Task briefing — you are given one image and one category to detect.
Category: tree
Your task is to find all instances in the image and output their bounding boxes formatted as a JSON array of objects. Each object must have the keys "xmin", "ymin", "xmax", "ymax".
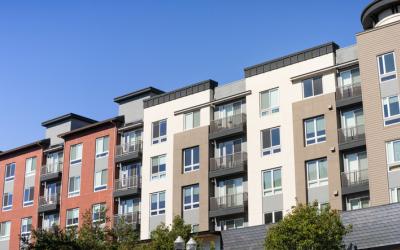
[
  {"xmin": 22, "ymin": 225, "xmax": 79, "ymax": 250},
  {"xmin": 110, "ymin": 216, "xmax": 139, "ymax": 250},
  {"xmin": 265, "ymin": 202, "xmax": 351, "ymax": 250}
]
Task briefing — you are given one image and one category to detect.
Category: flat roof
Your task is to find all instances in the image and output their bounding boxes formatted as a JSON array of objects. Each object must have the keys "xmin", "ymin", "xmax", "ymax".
[
  {"xmin": 58, "ymin": 116, "xmax": 124, "ymax": 138},
  {"xmin": 0, "ymin": 139, "xmax": 50, "ymax": 160},
  {"xmin": 114, "ymin": 87, "xmax": 165, "ymax": 104},
  {"xmin": 41, "ymin": 113, "xmax": 97, "ymax": 128}
]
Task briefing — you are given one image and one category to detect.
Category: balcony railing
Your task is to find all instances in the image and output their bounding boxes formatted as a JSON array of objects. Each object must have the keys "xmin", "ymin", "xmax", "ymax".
[
  {"xmin": 210, "ymin": 113, "xmax": 246, "ymax": 135},
  {"xmin": 338, "ymin": 125, "xmax": 365, "ymax": 144},
  {"xmin": 39, "ymin": 194, "xmax": 60, "ymax": 207},
  {"xmin": 114, "ymin": 176, "xmax": 141, "ymax": 192},
  {"xmin": 341, "ymin": 169, "xmax": 369, "ymax": 187},
  {"xmin": 116, "ymin": 140, "xmax": 143, "ymax": 157},
  {"xmin": 210, "ymin": 152, "xmax": 247, "ymax": 172},
  {"xmin": 336, "ymin": 83, "xmax": 362, "ymax": 100},
  {"xmin": 114, "ymin": 212, "xmax": 141, "ymax": 226},
  {"xmin": 41, "ymin": 162, "xmax": 63, "ymax": 176},
  {"xmin": 210, "ymin": 192, "xmax": 248, "ymax": 211}
]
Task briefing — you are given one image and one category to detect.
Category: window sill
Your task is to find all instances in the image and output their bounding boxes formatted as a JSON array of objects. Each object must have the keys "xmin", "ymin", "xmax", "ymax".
[
  {"xmin": 94, "ymin": 186, "xmax": 107, "ymax": 192},
  {"xmin": 68, "ymin": 193, "xmax": 80, "ymax": 198},
  {"xmin": 95, "ymin": 153, "xmax": 109, "ymax": 159},
  {"xmin": 305, "ymin": 140, "xmax": 326, "ymax": 147},
  {"xmin": 23, "ymin": 203, "xmax": 34, "ymax": 207}
]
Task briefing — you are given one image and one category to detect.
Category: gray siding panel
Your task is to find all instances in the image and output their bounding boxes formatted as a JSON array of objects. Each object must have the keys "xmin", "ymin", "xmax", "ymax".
[
  {"xmin": 214, "ymin": 80, "xmax": 246, "ymax": 100},
  {"xmin": 24, "ymin": 175, "xmax": 35, "ymax": 188},
  {"xmin": 388, "ymin": 170, "xmax": 400, "ymax": 188},
  {"xmin": 307, "ymin": 185, "xmax": 329, "ymax": 204},
  {"xmin": 336, "ymin": 45, "xmax": 358, "ymax": 64},
  {"xmin": 95, "ymin": 157, "xmax": 108, "ymax": 172},
  {"xmin": 380, "ymin": 78, "xmax": 399, "ymax": 98},
  {"xmin": 183, "ymin": 209, "xmax": 199, "ymax": 227},
  {"xmin": 45, "ymin": 121, "xmax": 72, "ymax": 145},
  {"xmin": 69, "ymin": 165, "xmax": 81, "ymax": 177},
  {"xmin": 149, "ymin": 215, "xmax": 165, "ymax": 232},
  {"xmin": 3, "ymin": 180, "xmax": 14, "ymax": 193},
  {"xmin": 262, "ymin": 194, "xmax": 283, "ymax": 213},
  {"xmin": 0, "ymin": 240, "xmax": 10, "ymax": 250}
]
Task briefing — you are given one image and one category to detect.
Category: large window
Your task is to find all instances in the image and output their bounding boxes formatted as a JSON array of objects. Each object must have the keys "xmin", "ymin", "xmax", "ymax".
[
  {"xmin": 378, "ymin": 52, "xmax": 397, "ymax": 82},
  {"xmin": 94, "ymin": 170, "xmax": 108, "ymax": 191},
  {"xmin": 2, "ymin": 193, "xmax": 12, "ymax": 211},
  {"xmin": 383, "ymin": 95, "xmax": 400, "ymax": 125},
  {"xmin": 339, "ymin": 68, "xmax": 361, "ymax": 87},
  {"xmin": 0, "ymin": 221, "xmax": 11, "ymax": 240},
  {"xmin": 68, "ymin": 176, "xmax": 81, "ymax": 197},
  {"xmin": 262, "ymin": 168, "xmax": 282, "ymax": 196},
  {"xmin": 66, "ymin": 208, "xmax": 79, "ymax": 227},
  {"xmin": 390, "ymin": 187, "xmax": 400, "ymax": 203},
  {"xmin": 303, "ymin": 76, "xmax": 323, "ymax": 98},
  {"xmin": 347, "ymin": 196, "xmax": 369, "ymax": 211},
  {"xmin": 5, "ymin": 163, "xmax": 15, "ymax": 181},
  {"xmin": 264, "ymin": 211, "xmax": 283, "ymax": 225},
  {"xmin": 222, "ymin": 218, "xmax": 244, "ymax": 230},
  {"xmin": 183, "ymin": 184, "xmax": 199, "ymax": 210},
  {"xmin": 306, "ymin": 158, "xmax": 328, "ymax": 188},
  {"xmin": 20, "ymin": 217, "xmax": 32, "ymax": 241},
  {"xmin": 152, "ymin": 119, "xmax": 167, "ymax": 144},
  {"xmin": 95, "ymin": 136, "xmax": 109, "ymax": 158},
  {"xmin": 183, "ymin": 147, "xmax": 200, "ymax": 173},
  {"xmin": 386, "ymin": 140, "xmax": 400, "ymax": 171},
  {"xmin": 260, "ymin": 88, "xmax": 279, "ymax": 117},
  {"xmin": 92, "ymin": 203, "xmax": 106, "ymax": 223},
  {"xmin": 25, "ymin": 157, "xmax": 37, "ymax": 176},
  {"xmin": 304, "ymin": 116, "xmax": 326, "ymax": 146},
  {"xmin": 70, "ymin": 144, "xmax": 83, "ymax": 165},
  {"xmin": 23, "ymin": 187, "xmax": 34, "ymax": 207},
  {"xmin": 150, "ymin": 191, "xmax": 165, "ymax": 216},
  {"xmin": 261, "ymin": 127, "xmax": 281, "ymax": 156},
  {"xmin": 43, "ymin": 213, "xmax": 59, "ymax": 230},
  {"xmin": 184, "ymin": 110, "xmax": 200, "ymax": 130},
  {"xmin": 151, "ymin": 155, "xmax": 166, "ymax": 180}
]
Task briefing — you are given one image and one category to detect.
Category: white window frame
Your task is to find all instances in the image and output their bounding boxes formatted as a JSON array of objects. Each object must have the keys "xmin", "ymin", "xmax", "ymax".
[
  {"xmin": 66, "ymin": 208, "xmax": 79, "ymax": 227},
  {"xmin": 0, "ymin": 221, "xmax": 11, "ymax": 241},
  {"xmin": 346, "ymin": 196, "xmax": 370, "ymax": 211},
  {"xmin": 95, "ymin": 136, "xmax": 109, "ymax": 158},
  {"xmin": 70, "ymin": 144, "xmax": 83, "ymax": 165},
  {"xmin": 261, "ymin": 127, "xmax": 281, "ymax": 156},
  {"xmin": 390, "ymin": 187, "xmax": 400, "ymax": 203},
  {"xmin": 304, "ymin": 116, "xmax": 326, "ymax": 146},
  {"xmin": 152, "ymin": 119, "xmax": 167, "ymax": 144},
  {"xmin": 302, "ymin": 76, "xmax": 323, "ymax": 99},
  {"xmin": 23, "ymin": 187, "xmax": 34, "ymax": 207},
  {"xmin": 94, "ymin": 169, "xmax": 108, "ymax": 191},
  {"xmin": 223, "ymin": 218, "xmax": 244, "ymax": 230},
  {"xmin": 68, "ymin": 176, "xmax": 81, "ymax": 197},
  {"xmin": 378, "ymin": 52, "xmax": 397, "ymax": 83},
  {"xmin": 2, "ymin": 193, "xmax": 13, "ymax": 211},
  {"xmin": 42, "ymin": 213, "xmax": 59, "ymax": 231},
  {"xmin": 382, "ymin": 95, "xmax": 400, "ymax": 126},
  {"xmin": 5, "ymin": 163, "xmax": 15, "ymax": 181},
  {"xmin": 264, "ymin": 210, "xmax": 283, "ymax": 225},
  {"xmin": 184, "ymin": 110, "xmax": 200, "ymax": 130},
  {"xmin": 20, "ymin": 217, "xmax": 32, "ymax": 241},
  {"xmin": 92, "ymin": 203, "xmax": 106, "ymax": 223},
  {"xmin": 306, "ymin": 158, "xmax": 328, "ymax": 188},
  {"xmin": 151, "ymin": 155, "xmax": 166, "ymax": 180},
  {"xmin": 183, "ymin": 184, "xmax": 199, "ymax": 210},
  {"xmin": 150, "ymin": 191, "xmax": 165, "ymax": 216},
  {"xmin": 262, "ymin": 168, "xmax": 282, "ymax": 196},
  {"xmin": 25, "ymin": 157, "xmax": 36, "ymax": 176},
  {"xmin": 183, "ymin": 147, "xmax": 200, "ymax": 173},
  {"xmin": 386, "ymin": 140, "xmax": 400, "ymax": 171},
  {"xmin": 260, "ymin": 88, "xmax": 279, "ymax": 117}
]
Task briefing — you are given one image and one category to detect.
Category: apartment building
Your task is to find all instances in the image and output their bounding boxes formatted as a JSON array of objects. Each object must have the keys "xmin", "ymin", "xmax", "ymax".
[{"xmin": 0, "ymin": 0, "xmax": 399, "ymax": 249}]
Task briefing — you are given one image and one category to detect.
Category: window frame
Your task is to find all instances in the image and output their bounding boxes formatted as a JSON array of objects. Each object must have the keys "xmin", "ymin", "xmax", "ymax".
[
  {"xmin": 25, "ymin": 157, "xmax": 37, "ymax": 176},
  {"xmin": 262, "ymin": 168, "xmax": 282, "ymax": 196},
  {"xmin": 261, "ymin": 127, "xmax": 281, "ymax": 156},
  {"xmin": 0, "ymin": 221, "xmax": 11, "ymax": 240},
  {"xmin": 264, "ymin": 210, "xmax": 283, "ymax": 225},
  {"xmin": 68, "ymin": 176, "xmax": 81, "ymax": 197},
  {"xmin": 92, "ymin": 203, "xmax": 106, "ymax": 223},
  {"xmin": 183, "ymin": 184, "xmax": 200, "ymax": 210},
  {"xmin": 150, "ymin": 191, "xmax": 166, "ymax": 216},
  {"xmin": 66, "ymin": 208, "xmax": 79, "ymax": 227},
  {"xmin": 152, "ymin": 119, "xmax": 167, "ymax": 144},
  {"xmin": 302, "ymin": 76, "xmax": 323, "ymax": 99},
  {"xmin": 95, "ymin": 136, "xmax": 109, "ymax": 158},
  {"xmin": 377, "ymin": 52, "xmax": 397, "ymax": 83},
  {"xmin": 260, "ymin": 88, "xmax": 280, "ymax": 117},
  {"xmin": 94, "ymin": 169, "xmax": 108, "ymax": 191},
  {"xmin": 306, "ymin": 158, "xmax": 328, "ymax": 188},
  {"xmin": 347, "ymin": 196, "xmax": 370, "ymax": 211},
  {"xmin": 382, "ymin": 95, "xmax": 400, "ymax": 126},
  {"xmin": 390, "ymin": 187, "xmax": 400, "ymax": 203},
  {"xmin": 223, "ymin": 218, "xmax": 244, "ymax": 230},
  {"xmin": 2, "ymin": 193, "xmax": 13, "ymax": 211},
  {"xmin": 20, "ymin": 217, "xmax": 32, "ymax": 240},
  {"xmin": 183, "ymin": 147, "xmax": 200, "ymax": 173},
  {"xmin": 386, "ymin": 140, "xmax": 400, "ymax": 171},
  {"xmin": 184, "ymin": 110, "xmax": 200, "ymax": 130},
  {"xmin": 5, "ymin": 163, "xmax": 15, "ymax": 181},
  {"xmin": 70, "ymin": 144, "xmax": 83, "ymax": 166},
  {"xmin": 23, "ymin": 187, "xmax": 34, "ymax": 207},
  {"xmin": 304, "ymin": 116, "xmax": 326, "ymax": 146},
  {"xmin": 151, "ymin": 155, "xmax": 166, "ymax": 180}
]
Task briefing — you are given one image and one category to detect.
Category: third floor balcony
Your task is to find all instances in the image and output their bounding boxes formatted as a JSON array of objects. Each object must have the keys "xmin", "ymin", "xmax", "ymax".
[
  {"xmin": 209, "ymin": 192, "xmax": 248, "ymax": 218},
  {"xmin": 209, "ymin": 113, "xmax": 246, "ymax": 140},
  {"xmin": 341, "ymin": 169, "xmax": 369, "ymax": 195},
  {"xmin": 336, "ymin": 83, "xmax": 362, "ymax": 108},
  {"xmin": 40, "ymin": 162, "xmax": 63, "ymax": 182},
  {"xmin": 209, "ymin": 152, "xmax": 247, "ymax": 178},
  {"xmin": 115, "ymin": 140, "xmax": 143, "ymax": 163},
  {"xmin": 38, "ymin": 194, "xmax": 60, "ymax": 213},
  {"xmin": 338, "ymin": 125, "xmax": 366, "ymax": 150},
  {"xmin": 113, "ymin": 176, "xmax": 141, "ymax": 198}
]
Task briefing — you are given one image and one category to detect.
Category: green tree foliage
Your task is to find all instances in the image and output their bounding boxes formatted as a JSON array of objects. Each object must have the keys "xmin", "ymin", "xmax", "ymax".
[{"xmin": 265, "ymin": 202, "xmax": 351, "ymax": 250}]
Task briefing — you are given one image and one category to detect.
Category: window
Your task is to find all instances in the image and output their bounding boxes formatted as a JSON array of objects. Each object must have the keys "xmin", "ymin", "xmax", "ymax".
[
  {"xmin": 25, "ymin": 157, "xmax": 37, "ymax": 176},
  {"xmin": 183, "ymin": 184, "xmax": 199, "ymax": 210},
  {"xmin": 150, "ymin": 191, "xmax": 165, "ymax": 216},
  {"xmin": 68, "ymin": 176, "xmax": 81, "ymax": 197},
  {"xmin": 66, "ymin": 208, "xmax": 79, "ymax": 227},
  {"xmin": 390, "ymin": 187, "xmax": 400, "ymax": 203},
  {"xmin": 306, "ymin": 158, "xmax": 328, "ymax": 188},
  {"xmin": 94, "ymin": 169, "xmax": 108, "ymax": 191},
  {"xmin": 378, "ymin": 52, "xmax": 397, "ymax": 82},
  {"xmin": 183, "ymin": 147, "xmax": 200, "ymax": 173},
  {"xmin": 152, "ymin": 119, "xmax": 167, "ymax": 144},
  {"xmin": 2, "ymin": 193, "xmax": 12, "ymax": 211},
  {"xmin": 95, "ymin": 136, "xmax": 109, "ymax": 158},
  {"xmin": 386, "ymin": 140, "xmax": 400, "ymax": 171},
  {"xmin": 184, "ymin": 110, "xmax": 200, "ymax": 130},
  {"xmin": 304, "ymin": 116, "xmax": 326, "ymax": 145},
  {"xmin": 43, "ymin": 214, "xmax": 59, "ymax": 230},
  {"xmin": 223, "ymin": 218, "xmax": 244, "ymax": 230},
  {"xmin": 347, "ymin": 196, "xmax": 369, "ymax": 211},
  {"xmin": 264, "ymin": 211, "xmax": 283, "ymax": 225},
  {"xmin": 5, "ymin": 163, "xmax": 15, "ymax": 181},
  {"xmin": 92, "ymin": 203, "xmax": 106, "ymax": 223},
  {"xmin": 383, "ymin": 95, "xmax": 400, "ymax": 125},
  {"xmin": 151, "ymin": 155, "xmax": 166, "ymax": 180},
  {"xmin": 339, "ymin": 68, "xmax": 361, "ymax": 87},
  {"xmin": 20, "ymin": 217, "xmax": 32, "ymax": 240},
  {"xmin": 261, "ymin": 127, "xmax": 281, "ymax": 156},
  {"xmin": 303, "ymin": 76, "xmax": 323, "ymax": 98},
  {"xmin": 23, "ymin": 187, "xmax": 34, "ymax": 206},
  {"xmin": 70, "ymin": 144, "xmax": 83, "ymax": 165},
  {"xmin": 260, "ymin": 88, "xmax": 279, "ymax": 116},
  {"xmin": 263, "ymin": 168, "xmax": 282, "ymax": 196},
  {"xmin": 318, "ymin": 203, "xmax": 329, "ymax": 211},
  {"xmin": 0, "ymin": 221, "xmax": 11, "ymax": 240}
]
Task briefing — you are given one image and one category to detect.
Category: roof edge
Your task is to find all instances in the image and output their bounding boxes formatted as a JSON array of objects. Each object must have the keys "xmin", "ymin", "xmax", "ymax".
[
  {"xmin": 41, "ymin": 113, "xmax": 97, "ymax": 127},
  {"xmin": 0, "ymin": 139, "xmax": 50, "ymax": 159},
  {"xmin": 114, "ymin": 87, "xmax": 165, "ymax": 104}
]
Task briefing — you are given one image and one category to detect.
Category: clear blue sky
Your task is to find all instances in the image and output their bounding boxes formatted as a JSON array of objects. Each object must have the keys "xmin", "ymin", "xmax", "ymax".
[{"xmin": 0, "ymin": 0, "xmax": 370, "ymax": 150}]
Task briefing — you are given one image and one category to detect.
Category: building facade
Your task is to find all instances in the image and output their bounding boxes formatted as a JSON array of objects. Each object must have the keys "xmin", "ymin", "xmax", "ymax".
[{"xmin": 1, "ymin": 0, "xmax": 400, "ymax": 249}]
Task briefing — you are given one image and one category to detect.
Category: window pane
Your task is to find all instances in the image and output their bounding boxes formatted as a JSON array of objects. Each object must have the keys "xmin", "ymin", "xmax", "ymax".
[
  {"xmin": 384, "ymin": 53, "xmax": 396, "ymax": 73},
  {"xmin": 389, "ymin": 96, "xmax": 400, "ymax": 116},
  {"xmin": 273, "ymin": 169, "xmax": 282, "ymax": 188},
  {"xmin": 313, "ymin": 77, "xmax": 323, "ymax": 95},
  {"xmin": 193, "ymin": 147, "xmax": 199, "ymax": 164},
  {"xmin": 103, "ymin": 137, "xmax": 109, "ymax": 152},
  {"xmin": 307, "ymin": 161, "xmax": 317, "ymax": 181},
  {"xmin": 260, "ymin": 92, "xmax": 269, "ymax": 110},
  {"xmin": 393, "ymin": 141, "xmax": 400, "ymax": 162},
  {"xmin": 379, "ymin": 56, "xmax": 385, "ymax": 75},
  {"xmin": 96, "ymin": 138, "xmax": 102, "ymax": 154},
  {"xmin": 193, "ymin": 185, "xmax": 199, "ymax": 202},
  {"xmin": 151, "ymin": 194, "xmax": 157, "ymax": 210},
  {"xmin": 160, "ymin": 121, "xmax": 167, "ymax": 136},
  {"xmin": 263, "ymin": 171, "xmax": 272, "ymax": 189},
  {"xmin": 316, "ymin": 117, "xmax": 325, "ymax": 136},
  {"xmin": 193, "ymin": 111, "xmax": 200, "ymax": 128},
  {"xmin": 184, "ymin": 149, "xmax": 191, "ymax": 166},
  {"xmin": 185, "ymin": 113, "xmax": 192, "ymax": 130},
  {"xmin": 153, "ymin": 122, "xmax": 159, "ymax": 138},
  {"xmin": 184, "ymin": 188, "xmax": 191, "ymax": 204},
  {"xmin": 264, "ymin": 213, "xmax": 273, "ymax": 224},
  {"xmin": 270, "ymin": 89, "xmax": 279, "ymax": 107},
  {"xmin": 275, "ymin": 211, "xmax": 283, "ymax": 222},
  {"xmin": 159, "ymin": 192, "xmax": 165, "ymax": 208},
  {"xmin": 352, "ymin": 68, "xmax": 361, "ymax": 84},
  {"xmin": 71, "ymin": 146, "xmax": 77, "ymax": 160},
  {"xmin": 305, "ymin": 120, "xmax": 315, "ymax": 138},
  {"xmin": 318, "ymin": 160, "xmax": 328, "ymax": 179},
  {"xmin": 262, "ymin": 129, "xmax": 271, "ymax": 149},
  {"xmin": 303, "ymin": 79, "xmax": 313, "ymax": 98},
  {"xmin": 271, "ymin": 128, "xmax": 280, "ymax": 147}
]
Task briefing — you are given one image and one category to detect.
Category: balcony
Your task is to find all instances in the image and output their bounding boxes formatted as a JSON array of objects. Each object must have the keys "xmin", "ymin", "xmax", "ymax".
[
  {"xmin": 335, "ymin": 83, "xmax": 362, "ymax": 108},
  {"xmin": 113, "ymin": 212, "xmax": 140, "ymax": 230},
  {"xmin": 209, "ymin": 192, "xmax": 248, "ymax": 218},
  {"xmin": 338, "ymin": 125, "xmax": 366, "ymax": 150},
  {"xmin": 113, "ymin": 176, "xmax": 141, "ymax": 198},
  {"xmin": 209, "ymin": 152, "xmax": 247, "ymax": 178},
  {"xmin": 115, "ymin": 141, "xmax": 143, "ymax": 163},
  {"xmin": 209, "ymin": 113, "xmax": 246, "ymax": 140},
  {"xmin": 38, "ymin": 194, "xmax": 60, "ymax": 213},
  {"xmin": 40, "ymin": 162, "xmax": 63, "ymax": 182},
  {"xmin": 341, "ymin": 169, "xmax": 369, "ymax": 195}
]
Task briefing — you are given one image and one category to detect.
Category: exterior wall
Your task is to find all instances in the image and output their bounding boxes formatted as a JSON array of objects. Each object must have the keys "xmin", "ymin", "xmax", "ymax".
[
  {"xmin": 45, "ymin": 121, "xmax": 72, "ymax": 146},
  {"xmin": 357, "ymin": 21, "xmax": 400, "ymax": 206},
  {"xmin": 214, "ymin": 79, "xmax": 246, "ymax": 100},
  {"xmin": 118, "ymin": 95, "xmax": 152, "ymax": 123}
]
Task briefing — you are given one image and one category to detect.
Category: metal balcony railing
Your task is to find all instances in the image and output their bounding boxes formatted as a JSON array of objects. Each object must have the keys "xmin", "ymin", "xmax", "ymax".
[
  {"xmin": 210, "ymin": 152, "xmax": 247, "ymax": 172},
  {"xmin": 341, "ymin": 169, "xmax": 369, "ymax": 187},
  {"xmin": 114, "ymin": 176, "xmax": 141, "ymax": 192},
  {"xmin": 336, "ymin": 83, "xmax": 362, "ymax": 100},
  {"xmin": 116, "ymin": 140, "xmax": 143, "ymax": 157},
  {"xmin": 41, "ymin": 162, "xmax": 63, "ymax": 176},
  {"xmin": 210, "ymin": 113, "xmax": 246, "ymax": 134},
  {"xmin": 338, "ymin": 125, "xmax": 365, "ymax": 144},
  {"xmin": 210, "ymin": 192, "xmax": 248, "ymax": 211},
  {"xmin": 39, "ymin": 194, "xmax": 60, "ymax": 207},
  {"xmin": 113, "ymin": 212, "xmax": 141, "ymax": 226}
]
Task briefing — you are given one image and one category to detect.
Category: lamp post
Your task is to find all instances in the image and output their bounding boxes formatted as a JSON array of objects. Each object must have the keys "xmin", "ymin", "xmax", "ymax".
[
  {"xmin": 186, "ymin": 237, "xmax": 197, "ymax": 250},
  {"xmin": 174, "ymin": 236, "xmax": 185, "ymax": 250}
]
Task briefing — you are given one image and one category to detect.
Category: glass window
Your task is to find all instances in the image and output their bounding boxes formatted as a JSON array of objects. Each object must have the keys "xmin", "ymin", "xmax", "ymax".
[
  {"xmin": 183, "ymin": 184, "xmax": 199, "ymax": 210},
  {"xmin": 340, "ymin": 68, "xmax": 360, "ymax": 86},
  {"xmin": 303, "ymin": 76, "xmax": 323, "ymax": 98},
  {"xmin": 386, "ymin": 140, "xmax": 400, "ymax": 171},
  {"xmin": 184, "ymin": 110, "xmax": 200, "ymax": 130},
  {"xmin": 92, "ymin": 203, "xmax": 106, "ymax": 223},
  {"xmin": 306, "ymin": 158, "xmax": 328, "ymax": 188},
  {"xmin": 260, "ymin": 88, "xmax": 279, "ymax": 116},
  {"xmin": 94, "ymin": 169, "xmax": 108, "ymax": 191},
  {"xmin": 223, "ymin": 218, "xmax": 244, "ymax": 230},
  {"xmin": 20, "ymin": 217, "xmax": 32, "ymax": 240},
  {"xmin": 151, "ymin": 155, "xmax": 166, "ymax": 180},
  {"xmin": 378, "ymin": 52, "xmax": 397, "ymax": 82},
  {"xmin": 264, "ymin": 211, "xmax": 283, "ymax": 225},
  {"xmin": 2, "ymin": 193, "xmax": 13, "ymax": 211},
  {"xmin": 0, "ymin": 221, "xmax": 11, "ymax": 240},
  {"xmin": 150, "ymin": 191, "xmax": 165, "ymax": 216},
  {"xmin": 263, "ymin": 168, "xmax": 282, "ymax": 196},
  {"xmin": 261, "ymin": 127, "xmax": 281, "ymax": 156},
  {"xmin": 25, "ymin": 157, "xmax": 37, "ymax": 176},
  {"xmin": 70, "ymin": 144, "xmax": 83, "ymax": 165},
  {"xmin": 304, "ymin": 116, "xmax": 326, "ymax": 146},
  {"xmin": 23, "ymin": 187, "xmax": 34, "ymax": 206},
  {"xmin": 152, "ymin": 119, "xmax": 167, "ymax": 144},
  {"xmin": 183, "ymin": 147, "xmax": 200, "ymax": 173},
  {"xmin": 383, "ymin": 95, "xmax": 400, "ymax": 125},
  {"xmin": 68, "ymin": 176, "xmax": 81, "ymax": 197},
  {"xmin": 43, "ymin": 213, "xmax": 59, "ymax": 230},
  {"xmin": 95, "ymin": 136, "xmax": 109, "ymax": 158},
  {"xmin": 347, "ymin": 196, "xmax": 370, "ymax": 211},
  {"xmin": 66, "ymin": 208, "xmax": 79, "ymax": 227},
  {"xmin": 390, "ymin": 187, "xmax": 400, "ymax": 203},
  {"xmin": 5, "ymin": 163, "xmax": 15, "ymax": 181}
]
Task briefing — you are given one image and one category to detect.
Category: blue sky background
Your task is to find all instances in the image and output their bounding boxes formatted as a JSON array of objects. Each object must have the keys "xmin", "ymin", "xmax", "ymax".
[{"xmin": 0, "ymin": 0, "xmax": 371, "ymax": 150}]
